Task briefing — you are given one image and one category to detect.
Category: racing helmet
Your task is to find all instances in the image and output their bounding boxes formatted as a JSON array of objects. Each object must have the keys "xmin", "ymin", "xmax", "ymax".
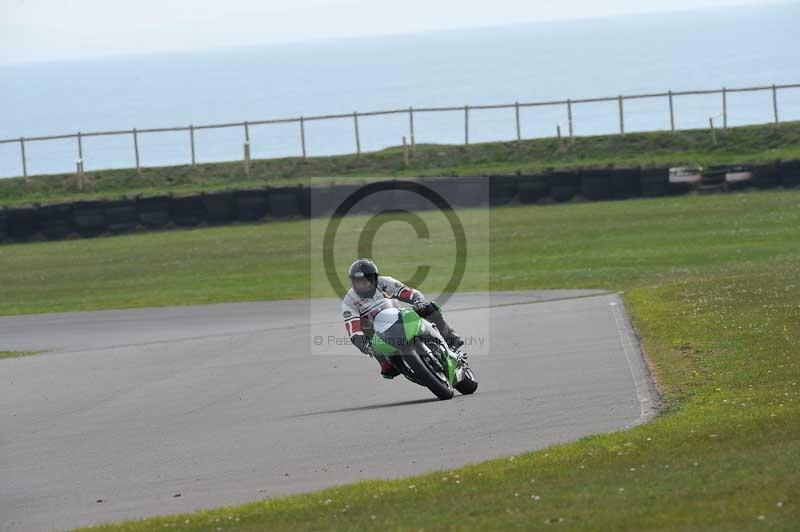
[{"xmin": 348, "ymin": 258, "xmax": 379, "ymax": 298}]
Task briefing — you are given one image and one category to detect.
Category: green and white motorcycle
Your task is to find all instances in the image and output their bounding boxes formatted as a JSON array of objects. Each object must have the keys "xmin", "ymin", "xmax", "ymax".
[{"xmin": 370, "ymin": 301, "xmax": 478, "ymax": 400}]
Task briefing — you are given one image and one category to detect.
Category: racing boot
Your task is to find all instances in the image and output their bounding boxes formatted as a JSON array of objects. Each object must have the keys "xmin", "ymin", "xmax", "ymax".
[
  {"xmin": 415, "ymin": 301, "xmax": 464, "ymax": 352},
  {"xmin": 445, "ymin": 330, "xmax": 465, "ymax": 352},
  {"xmin": 434, "ymin": 320, "xmax": 464, "ymax": 352},
  {"xmin": 375, "ymin": 354, "xmax": 400, "ymax": 379}
]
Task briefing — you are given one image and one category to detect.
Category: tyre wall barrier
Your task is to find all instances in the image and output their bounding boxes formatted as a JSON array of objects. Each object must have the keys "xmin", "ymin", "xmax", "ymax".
[
  {"xmin": 668, "ymin": 166, "xmax": 704, "ymax": 195},
  {"xmin": 640, "ymin": 167, "xmax": 670, "ymax": 197},
  {"xmin": 268, "ymin": 186, "xmax": 302, "ymax": 218},
  {"xmin": 548, "ymin": 170, "xmax": 581, "ymax": 202},
  {"xmin": 105, "ymin": 199, "xmax": 139, "ymax": 233},
  {"xmin": 419, "ymin": 177, "xmax": 455, "ymax": 210},
  {"xmin": 389, "ymin": 179, "xmax": 429, "ymax": 212},
  {"xmin": 702, "ymin": 165, "xmax": 728, "ymax": 188},
  {"xmin": 517, "ymin": 174, "xmax": 549, "ymax": 204},
  {"xmin": 2, "ymin": 162, "xmax": 795, "ymax": 246},
  {"xmin": 452, "ymin": 176, "xmax": 489, "ymax": 207},
  {"xmin": 725, "ymin": 164, "xmax": 754, "ymax": 190},
  {"xmin": 39, "ymin": 203, "xmax": 75, "ymax": 240},
  {"xmin": 235, "ymin": 189, "xmax": 269, "ymax": 221},
  {"xmin": 0, "ymin": 211, "xmax": 8, "ymax": 242},
  {"xmin": 137, "ymin": 196, "xmax": 171, "ymax": 228},
  {"xmin": 292, "ymin": 187, "xmax": 311, "ymax": 219},
  {"xmin": 301, "ymin": 186, "xmax": 334, "ymax": 218},
  {"xmin": 298, "ymin": 187, "xmax": 311, "ymax": 217},
  {"xmin": 73, "ymin": 201, "xmax": 108, "ymax": 237},
  {"xmin": 780, "ymin": 159, "xmax": 800, "ymax": 188},
  {"xmin": 580, "ymin": 168, "xmax": 612, "ymax": 201},
  {"xmin": 751, "ymin": 162, "xmax": 781, "ymax": 189},
  {"xmin": 309, "ymin": 182, "xmax": 426, "ymax": 217},
  {"xmin": 170, "ymin": 195, "xmax": 206, "ymax": 227},
  {"xmin": 351, "ymin": 180, "xmax": 414, "ymax": 214},
  {"xmin": 329, "ymin": 183, "xmax": 374, "ymax": 215},
  {"xmin": 610, "ymin": 167, "xmax": 641, "ymax": 198},
  {"xmin": 6, "ymin": 207, "xmax": 39, "ymax": 241},
  {"xmin": 668, "ymin": 181, "xmax": 692, "ymax": 195},
  {"xmin": 489, "ymin": 176, "xmax": 519, "ymax": 206},
  {"xmin": 202, "ymin": 191, "xmax": 236, "ymax": 224}
]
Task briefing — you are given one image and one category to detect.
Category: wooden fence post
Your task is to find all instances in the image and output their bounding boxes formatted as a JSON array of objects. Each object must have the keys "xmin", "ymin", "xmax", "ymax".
[
  {"xmin": 567, "ymin": 99, "xmax": 574, "ymax": 140},
  {"xmin": 75, "ymin": 131, "xmax": 83, "ymax": 190},
  {"xmin": 709, "ymin": 117, "xmax": 717, "ymax": 145},
  {"xmin": 618, "ymin": 95, "xmax": 625, "ymax": 136},
  {"xmin": 353, "ymin": 112, "xmax": 361, "ymax": 157},
  {"xmin": 464, "ymin": 105, "xmax": 470, "ymax": 145},
  {"xmin": 557, "ymin": 125, "xmax": 562, "ymax": 141},
  {"xmin": 402, "ymin": 136, "xmax": 409, "ymax": 168},
  {"xmin": 515, "ymin": 102, "xmax": 521, "ymax": 142},
  {"xmin": 133, "ymin": 128, "xmax": 141, "ymax": 175},
  {"xmin": 76, "ymin": 132, "xmax": 85, "ymax": 189},
  {"xmin": 189, "ymin": 125, "xmax": 196, "ymax": 165},
  {"xmin": 244, "ymin": 142, "xmax": 251, "ymax": 176},
  {"xmin": 76, "ymin": 131, "xmax": 85, "ymax": 187},
  {"xmin": 408, "ymin": 107, "xmax": 416, "ymax": 156},
  {"xmin": 669, "ymin": 90, "xmax": 675, "ymax": 133},
  {"xmin": 19, "ymin": 137, "xmax": 28, "ymax": 179},
  {"xmin": 244, "ymin": 121, "xmax": 251, "ymax": 175},
  {"xmin": 300, "ymin": 116, "xmax": 307, "ymax": 159},
  {"xmin": 76, "ymin": 160, "xmax": 85, "ymax": 190},
  {"xmin": 722, "ymin": 87, "xmax": 728, "ymax": 129},
  {"xmin": 772, "ymin": 84, "xmax": 779, "ymax": 125}
]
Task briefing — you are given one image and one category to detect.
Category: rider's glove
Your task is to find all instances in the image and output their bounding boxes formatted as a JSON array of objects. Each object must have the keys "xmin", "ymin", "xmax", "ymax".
[
  {"xmin": 351, "ymin": 333, "xmax": 374, "ymax": 357},
  {"xmin": 413, "ymin": 298, "xmax": 436, "ymax": 318},
  {"xmin": 412, "ymin": 298, "xmax": 430, "ymax": 314}
]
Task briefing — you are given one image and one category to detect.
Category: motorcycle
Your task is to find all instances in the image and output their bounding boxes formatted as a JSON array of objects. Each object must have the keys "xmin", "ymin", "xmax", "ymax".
[{"xmin": 369, "ymin": 301, "xmax": 478, "ymax": 400}]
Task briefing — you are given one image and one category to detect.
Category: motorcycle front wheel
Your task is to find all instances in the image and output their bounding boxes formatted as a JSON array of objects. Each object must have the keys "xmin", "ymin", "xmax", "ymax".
[{"xmin": 401, "ymin": 340, "xmax": 454, "ymax": 401}]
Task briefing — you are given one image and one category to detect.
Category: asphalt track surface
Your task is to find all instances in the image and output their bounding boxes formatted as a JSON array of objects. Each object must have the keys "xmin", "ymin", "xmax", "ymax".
[{"xmin": 0, "ymin": 291, "xmax": 658, "ymax": 531}]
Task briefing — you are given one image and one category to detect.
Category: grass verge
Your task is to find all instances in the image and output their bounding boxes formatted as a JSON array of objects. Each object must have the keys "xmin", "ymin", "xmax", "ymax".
[
  {"xmin": 3, "ymin": 190, "xmax": 796, "ymax": 530},
  {"xmin": 1, "ymin": 120, "xmax": 799, "ymax": 207},
  {"xmin": 0, "ymin": 351, "xmax": 41, "ymax": 360}
]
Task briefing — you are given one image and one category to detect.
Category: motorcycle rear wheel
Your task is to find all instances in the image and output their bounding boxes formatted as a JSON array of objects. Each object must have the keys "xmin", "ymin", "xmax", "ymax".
[{"xmin": 455, "ymin": 367, "xmax": 479, "ymax": 395}]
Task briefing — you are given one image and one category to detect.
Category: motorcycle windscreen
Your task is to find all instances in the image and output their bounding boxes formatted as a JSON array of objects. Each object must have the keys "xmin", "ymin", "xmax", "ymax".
[{"xmin": 372, "ymin": 308, "xmax": 419, "ymax": 354}]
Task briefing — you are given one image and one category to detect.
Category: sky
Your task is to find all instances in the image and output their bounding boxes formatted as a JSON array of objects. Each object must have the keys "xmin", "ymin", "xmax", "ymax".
[{"xmin": 0, "ymin": 0, "xmax": 783, "ymax": 64}]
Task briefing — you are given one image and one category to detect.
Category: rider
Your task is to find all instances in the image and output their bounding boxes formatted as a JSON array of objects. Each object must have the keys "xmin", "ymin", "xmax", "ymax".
[{"xmin": 342, "ymin": 258, "xmax": 464, "ymax": 379}]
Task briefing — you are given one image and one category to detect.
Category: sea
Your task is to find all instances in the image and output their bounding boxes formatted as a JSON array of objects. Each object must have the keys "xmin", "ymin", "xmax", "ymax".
[{"xmin": 1, "ymin": 2, "xmax": 799, "ymax": 178}]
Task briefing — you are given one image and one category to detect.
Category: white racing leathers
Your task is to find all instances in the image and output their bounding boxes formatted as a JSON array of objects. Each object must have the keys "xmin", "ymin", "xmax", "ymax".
[{"xmin": 341, "ymin": 275, "xmax": 445, "ymax": 348}]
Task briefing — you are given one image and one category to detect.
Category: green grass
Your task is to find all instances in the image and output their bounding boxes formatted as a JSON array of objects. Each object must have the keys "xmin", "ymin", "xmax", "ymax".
[
  {"xmin": 3, "ymin": 189, "xmax": 797, "ymax": 530},
  {"xmin": 2, "ymin": 190, "xmax": 798, "ymax": 317},
  {"xmin": 0, "ymin": 351, "xmax": 41, "ymax": 360},
  {"xmin": 1, "ymin": 120, "xmax": 799, "ymax": 207}
]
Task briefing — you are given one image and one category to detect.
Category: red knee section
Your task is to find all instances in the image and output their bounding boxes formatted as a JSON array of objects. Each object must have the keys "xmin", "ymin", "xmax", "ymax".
[{"xmin": 378, "ymin": 357, "xmax": 400, "ymax": 378}]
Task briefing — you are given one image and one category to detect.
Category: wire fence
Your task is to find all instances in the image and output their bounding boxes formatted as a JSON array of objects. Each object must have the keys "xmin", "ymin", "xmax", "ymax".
[{"xmin": 2, "ymin": 82, "xmax": 799, "ymax": 179}]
